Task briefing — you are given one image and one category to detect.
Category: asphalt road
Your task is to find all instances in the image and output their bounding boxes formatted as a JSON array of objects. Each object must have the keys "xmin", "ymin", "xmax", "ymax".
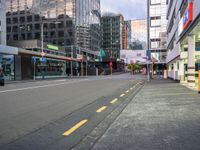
[{"xmin": 0, "ymin": 73, "xmax": 144, "ymax": 150}]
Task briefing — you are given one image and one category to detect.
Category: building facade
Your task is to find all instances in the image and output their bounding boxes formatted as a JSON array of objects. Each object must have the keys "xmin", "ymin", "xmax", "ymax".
[
  {"xmin": 123, "ymin": 21, "xmax": 132, "ymax": 50},
  {"xmin": 166, "ymin": 0, "xmax": 200, "ymax": 88},
  {"xmin": 131, "ymin": 19, "xmax": 147, "ymax": 50},
  {"xmin": 101, "ymin": 13, "xmax": 124, "ymax": 59},
  {"xmin": 0, "ymin": 0, "xmax": 6, "ymax": 45},
  {"xmin": 6, "ymin": 0, "xmax": 101, "ymax": 51},
  {"xmin": 147, "ymin": 0, "xmax": 168, "ymax": 73}
]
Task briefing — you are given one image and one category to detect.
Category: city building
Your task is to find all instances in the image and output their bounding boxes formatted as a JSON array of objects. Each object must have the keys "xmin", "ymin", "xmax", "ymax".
[
  {"xmin": 101, "ymin": 13, "xmax": 124, "ymax": 59},
  {"xmin": 6, "ymin": 0, "xmax": 101, "ymax": 51},
  {"xmin": 2, "ymin": 0, "xmax": 100, "ymax": 80},
  {"xmin": 0, "ymin": 0, "xmax": 6, "ymax": 45},
  {"xmin": 123, "ymin": 21, "xmax": 132, "ymax": 50},
  {"xmin": 120, "ymin": 49, "xmax": 146, "ymax": 65},
  {"xmin": 131, "ymin": 19, "xmax": 147, "ymax": 50},
  {"xmin": 166, "ymin": 0, "xmax": 200, "ymax": 88},
  {"xmin": 147, "ymin": 0, "xmax": 168, "ymax": 74}
]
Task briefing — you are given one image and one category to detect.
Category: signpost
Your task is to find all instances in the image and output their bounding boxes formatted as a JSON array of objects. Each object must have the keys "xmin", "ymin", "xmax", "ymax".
[{"xmin": 199, "ymin": 70, "xmax": 200, "ymax": 94}]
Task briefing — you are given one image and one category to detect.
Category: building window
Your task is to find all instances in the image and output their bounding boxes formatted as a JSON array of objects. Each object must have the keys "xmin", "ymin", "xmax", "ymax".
[
  {"xmin": 27, "ymin": 16, "xmax": 32, "ymax": 22},
  {"xmin": 150, "ymin": 0, "xmax": 161, "ymax": 5},
  {"xmin": 150, "ymin": 38, "xmax": 160, "ymax": 48},
  {"xmin": 6, "ymin": 18, "xmax": 11, "ymax": 24},
  {"xmin": 13, "ymin": 17, "xmax": 18, "ymax": 24},
  {"xmin": 150, "ymin": 16, "xmax": 161, "ymax": 27}
]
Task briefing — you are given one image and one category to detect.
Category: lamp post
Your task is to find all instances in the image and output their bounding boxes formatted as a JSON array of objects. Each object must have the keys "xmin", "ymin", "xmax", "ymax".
[{"xmin": 40, "ymin": 20, "xmax": 61, "ymax": 79}]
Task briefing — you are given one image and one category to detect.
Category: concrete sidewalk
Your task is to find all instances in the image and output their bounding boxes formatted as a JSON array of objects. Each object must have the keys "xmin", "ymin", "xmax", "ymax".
[{"xmin": 92, "ymin": 79, "xmax": 200, "ymax": 150}]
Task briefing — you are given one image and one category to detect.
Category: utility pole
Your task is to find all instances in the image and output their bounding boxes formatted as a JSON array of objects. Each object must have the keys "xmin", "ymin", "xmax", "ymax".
[
  {"xmin": 71, "ymin": 46, "xmax": 73, "ymax": 77},
  {"xmin": 147, "ymin": 0, "xmax": 150, "ymax": 82}
]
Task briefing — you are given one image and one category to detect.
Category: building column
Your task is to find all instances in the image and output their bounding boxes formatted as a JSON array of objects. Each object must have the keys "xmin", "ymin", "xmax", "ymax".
[
  {"xmin": 179, "ymin": 60, "xmax": 185, "ymax": 83},
  {"xmin": 187, "ymin": 35, "xmax": 196, "ymax": 87}
]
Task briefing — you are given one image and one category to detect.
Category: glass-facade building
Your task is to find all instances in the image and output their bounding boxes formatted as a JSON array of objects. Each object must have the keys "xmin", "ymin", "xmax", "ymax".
[
  {"xmin": 131, "ymin": 19, "xmax": 147, "ymax": 50},
  {"xmin": 101, "ymin": 13, "xmax": 124, "ymax": 59},
  {"xmin": 6, "ymin": 0, "xmax": 101, "ymax": 51}
]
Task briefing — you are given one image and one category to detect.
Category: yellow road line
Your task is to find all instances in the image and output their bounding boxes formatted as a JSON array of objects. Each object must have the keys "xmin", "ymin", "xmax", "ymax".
[
  {"xmin": 120, "ymin": 94, "xmax": 125, "ymax": 97},
  {"xmin": 126, "ymin": 90, "xmax": 129, "ymax": 93},
  {"xmin": 110, "ymin": 98, "xmax": 118, "ymax": 104},
  {"xmin": 62, "ymin": 119, "xmax": 88, "ymax": 136},
  {"xmin": 96, "ymin": 106, "xmax": 107, "ymax": 113}
]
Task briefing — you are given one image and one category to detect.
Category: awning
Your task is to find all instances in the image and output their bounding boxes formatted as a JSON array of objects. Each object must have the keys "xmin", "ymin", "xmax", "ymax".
[{"xmin": 0, "ymin": 45, "xmax": 18, "ymax": 55}]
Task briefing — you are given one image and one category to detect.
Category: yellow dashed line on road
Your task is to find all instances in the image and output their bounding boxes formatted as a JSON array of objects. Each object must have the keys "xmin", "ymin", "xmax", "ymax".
[
  {"xmin": 96, "ymin": 106, "xmax": 107, "ymax": 113},
  {"xmin": 120, "ymin": 94, "xmax": 125, "ymax": 97},
  {"xmin": 110, "ymin": 98, "xmax": 118, "ymax": 104},
  {"xmin": 62, "ymin": 119, "xmax": 88, "ymax": 136}
]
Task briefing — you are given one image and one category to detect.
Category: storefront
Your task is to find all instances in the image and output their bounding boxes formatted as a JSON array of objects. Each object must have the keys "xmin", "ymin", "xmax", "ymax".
[{"xmin": 0, "ymin": 45, "xmax": 18, "ymax": 80}]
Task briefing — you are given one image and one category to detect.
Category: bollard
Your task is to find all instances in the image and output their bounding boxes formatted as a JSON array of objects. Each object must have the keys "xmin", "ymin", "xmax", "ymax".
[{"xmin": 199, "ymin": 70, "xmax": 200, "ymax": 94}]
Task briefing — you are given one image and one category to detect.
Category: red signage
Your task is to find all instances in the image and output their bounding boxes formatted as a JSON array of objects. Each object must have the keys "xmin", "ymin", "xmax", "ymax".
[
  {"xmin": 183, "ymin": 2, "xmax": 193, "ymax": 30},
  {"xmin": 109, "ymin": 62, "xmax": 113, "ymax": 67},
  {"xmin": 41, "ymin": 51, "xmax": 45, "ymax": 57}
]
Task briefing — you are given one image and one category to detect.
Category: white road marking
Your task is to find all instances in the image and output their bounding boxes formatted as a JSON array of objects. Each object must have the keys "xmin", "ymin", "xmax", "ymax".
[{"xmin": 0, "ymin": 79, "xmax": 88, "ymax": 94}]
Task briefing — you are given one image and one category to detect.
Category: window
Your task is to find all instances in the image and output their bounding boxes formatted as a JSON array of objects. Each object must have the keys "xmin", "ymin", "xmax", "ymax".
[
  {"xmin": 27, "ymin": 16, "xmax": 32, "ymax": 22},
  {"xmin": 150, "ymin": 0, "xmax": 161, "ymax": 5},
  {"xmin": 150, "ymin": 16, "xmax": 161, "ymax": 27},
  {"xmin": 150, "ymin": 38, "xmax": 160, "ymax": 48}
]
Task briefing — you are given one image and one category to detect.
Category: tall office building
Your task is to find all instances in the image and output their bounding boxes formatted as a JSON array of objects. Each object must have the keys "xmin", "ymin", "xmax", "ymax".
[
  {"xmin": 0, "ymin": 0, "xmax": 7, "ymax": 68},
  {"xmin": 147, "ymin": 0, "xmax": 167, "ymax": 73},
  {"xmin": 123, "ymin": 21, "xmax": 131, "ymax": 50},
  {"xmin": 166, "ymin": 0, "xmax": 200, "ymax": 88},
  {"xmin": 101, "ymin": 13, "xmax": 124, "ymax": 58},
  {"xmin": 0, "ymin": 0, "xmax": 6, "ymax": 45},
  {"xmin": 6, "ymin": 0, "xmax": 101, "ymax": 51},
  {"xmin": 131, "ymin": 19, "xmax": 147, "ymax": 50}
]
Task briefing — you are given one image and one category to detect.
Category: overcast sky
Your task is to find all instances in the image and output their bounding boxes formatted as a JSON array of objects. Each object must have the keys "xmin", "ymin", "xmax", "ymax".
[{"xmin": 101, "ymin": 0, "xmax": 147, "ymax": 20}]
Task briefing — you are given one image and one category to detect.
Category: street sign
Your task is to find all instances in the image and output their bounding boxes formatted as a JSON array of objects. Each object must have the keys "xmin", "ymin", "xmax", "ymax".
[{"xmin": 40, "ymin": 57, "xmax": 47, "ymax": 62}]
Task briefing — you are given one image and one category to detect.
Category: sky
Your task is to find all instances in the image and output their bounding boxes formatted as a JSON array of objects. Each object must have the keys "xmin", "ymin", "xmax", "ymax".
[{"xmin": 101, "ymin": 0, "xmax": 147, "ymax": 20}]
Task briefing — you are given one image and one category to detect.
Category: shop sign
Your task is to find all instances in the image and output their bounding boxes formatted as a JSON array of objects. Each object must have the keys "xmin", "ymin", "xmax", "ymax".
[
  {"xmin": 178, "ymin": 18, "xmax": 183, "ymax": 36},
  {"xmin": 47, "ymin": 44, "xmax": 59, "ymax": 51},
  {"xmin": 196, "ymin": 55, "xmax": 200, "ymax": 60},
  {"xmin": 183, "ymin": 2, "xmax": 193, "ymax": 30}
]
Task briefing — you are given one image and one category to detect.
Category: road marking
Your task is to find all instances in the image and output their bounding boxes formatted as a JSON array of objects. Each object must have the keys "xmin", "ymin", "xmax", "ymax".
[
  {"xmin": 126, "ymin": 90, "xmax": 129, "ymax": 93},
  {"xmin": 120, "ymin": 94, "xmax": 125, "ymax": 97},
  {"xmin": 96, "ymin": 106, "xmax": 107, "ymax": 113},
  {"xmin": 0, "ymin": 79, "xmax": 88, "ymax": 94},
  {"xmin": 62, "ymin": 120, "xmax": 88, "ymax": 136},
  {"xmin": 110, "ymin": 98, "xmax": 118, "ymax": 104},
  {"xmin": 130, "ymin": 88, "xmax": 133, "ymax": 90}
]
